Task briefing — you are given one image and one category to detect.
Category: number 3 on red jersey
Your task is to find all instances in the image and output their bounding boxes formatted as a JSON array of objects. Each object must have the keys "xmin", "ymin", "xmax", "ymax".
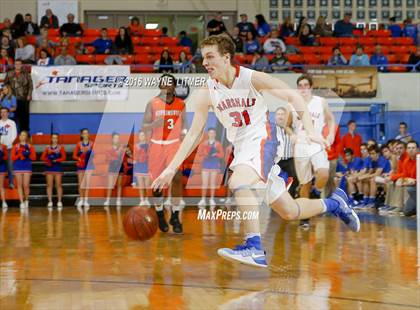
[{"xmin": 229, "ymin": 110, "xmax": 251, "ymax": 127}]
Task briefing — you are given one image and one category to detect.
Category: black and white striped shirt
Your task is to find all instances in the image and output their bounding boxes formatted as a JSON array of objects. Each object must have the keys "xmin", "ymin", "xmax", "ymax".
[{"xmin": 275, "ymin": 125, "xmax": 293, "ymax": 162}]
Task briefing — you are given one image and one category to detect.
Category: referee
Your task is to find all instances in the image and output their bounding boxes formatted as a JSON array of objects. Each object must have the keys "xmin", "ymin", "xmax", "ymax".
[{"xmin": 274, "ymin": 107, "xmax": 299, "ymax": 198}]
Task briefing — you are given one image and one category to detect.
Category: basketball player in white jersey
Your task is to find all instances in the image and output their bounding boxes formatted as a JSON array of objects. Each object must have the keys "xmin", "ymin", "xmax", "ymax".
[
  {"xmin": 293, "ymin": 75, "xmax": 336, "ymax": 227},
  {"xmin": 152, "ymin": 35, "xmax": 360, "ymax": 268}
]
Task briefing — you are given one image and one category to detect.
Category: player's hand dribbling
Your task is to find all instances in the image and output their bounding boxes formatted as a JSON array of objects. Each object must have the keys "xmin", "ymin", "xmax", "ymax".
[{"xmin": 151, "ymin": 168, "xmax": 176, "ymax": 191}]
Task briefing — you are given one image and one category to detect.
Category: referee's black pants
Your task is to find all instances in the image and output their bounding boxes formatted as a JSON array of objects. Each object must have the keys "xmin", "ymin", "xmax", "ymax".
[{"xmin": 277, "ymin": 158, "xmax": 299, "ymax": 198}]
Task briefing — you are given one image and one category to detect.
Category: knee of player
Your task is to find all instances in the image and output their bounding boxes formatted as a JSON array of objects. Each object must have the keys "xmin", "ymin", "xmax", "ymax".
[{"xmin": 278, "ymin": 208, "xmax": 296, "ymax": 221}]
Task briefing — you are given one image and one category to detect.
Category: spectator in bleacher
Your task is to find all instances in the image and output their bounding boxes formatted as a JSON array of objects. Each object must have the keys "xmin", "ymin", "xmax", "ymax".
[
  {"xmin": 197, "ymin": 128, "xmax": 224, "ymax": 209},
  {"xmin": 395, "ymin": 121, "xmax": 412, "ymax": 143},
  {"xmin": 36, "ymin": 49, "xmax": 53, "ymax": 66},
  {"xmin": 295, "ymin": 17, "xmax": 308, "ymax": 38},
  {"xmin": 251, "ymin": 51, "xmax": 270, "ymax": 72},
  {"xmin": 299, "ymin": 24, "xmax": 315, "ymax": 46},
  {"xmin": 244, "ymin": 31, "xmax": 260, "ymax": 54},
  {"xmin": 263, "ymin": 30, "xmax": 286, "ymax": 54},
  {"xmin": 92, "ymin": 28, "xmax": 112, "ymax": 54},
  {"xmin": 328, "ymin": 47, "xmax": 348, "ymax": 65},
  {"xmin": 59, "ymin": 13, "xmax": 83, "ymax": 37},
  {"xmin": 178, "ymin": 31, "xmax": 193, "ymax": 53},
  {"xmin": 344, "ymin": 148, "xmax": 364, "ymax": 204},
  {"xmin": 54, "ymin": 46, "xmax": 76, "ymax": 65},
  {"xmin": 161, "ymin": 26, "xmax": 169, "ymax": 37},
  {"xmin": 15, "ymin": 37, "xmax": 35, "ymax": 64},
  {"xmin": 402, "ymin": 18, "xmax": 418, "ymax": 45},
  {"xmin": 40, "ymin": 9, "xmax": 59, "ymax": 29},
  {"xmin": 74, "ymin": 41, "xmax": 86, "ymax": 55},
  {"xmin": 231, "ymin": 27, "xmax": 245, "ymax": 54},
  {"xmin": 349, "ymin": 46, "xmax": 369, "ymax": 66},
  {"xmin": 407, "ymin": 45, "xmax": 420, "ymax": 72},
  {"xmin": 207, "ymin": 12, "xmax": 227, "ymax": 36},
  {"xmin": 382, "ymin": 140, "xmax": 407, "ymax": 213},
  {"xmin": 127, "ymin": 17, "xmax": 142, "ymax": 36},
  {"xmin": 342, "ymin": 120, "xmax": 362, "ymax": 158},
  {"xmin": 36, "ymin": 39, "xmax": 56, "ymax": 59},
  {"xmin": 370, "ymin": 44, "xmax": 389, "ymax": 72},
  {"xmin": 154, "ymin": 49, "xmax": 174, "ymax": 73},
  {"xmin": 175, "ymin": 50, "xmax": 196, "ymax": 73},
  {"xmin": 236, "ymin": 13, "xmax": 256, "ymax": 40},
  {"xmin": 255, "ymin": 14, "xmax": 271, "ymax": 37},
  {"xmin": 36, "ymin": 27, "xmax": 56, "ymax": 48},
  {"xmin": 0, "ymin": 85, "xmax": 17, "ymax": 120},
  {"xmin": 0, "ymin": 37, "xmax": 15, "ymax": 59},
  {"xmin": 0, "ymin": 48, "xmax": 14, "ymax": 72},
  {"xmin": 401, "ymin": 140, "xmax": 418, "ymax": 216},
  {"xmin": 270, "ymin": 47, "xmax": 291, "ymax": 72},
  {"xmin": 4, "ymin": 59, "xmax": 32, "ymax": 131},
  {"xmin": 279, "ymin": 16, "xmax": 295, "ymax": 38},
  {"xmin": 23, "ymin": 13, "xmax": 40, "ymax": 36},
  {"xmin": 388, "ymin": 17, "xmax": 402, "ymax": 37},
  {"xmin": 113, "ymin": 27, "xmax": 133, "ymax": 54},
  {"xmin": 333, "ymin": 13, "xmax": 354, "ymax": 37},
  {"xmin": 0, "ymin": 18, "xmax": 12, "ymax": 35},
  {"xmin": 358, "ymin": 145, "xmax": 391, "ymax": 207},
  {"xmin": 0, "ymin": 107, "xmax": 17, "ymax": 189},
  {"xmin": 313, "ymin": 16, "xmax": 333, "ymax": 37},
  {"xmin": 11, "ymin": 14, "xmax": 25, "ymax": 39}
]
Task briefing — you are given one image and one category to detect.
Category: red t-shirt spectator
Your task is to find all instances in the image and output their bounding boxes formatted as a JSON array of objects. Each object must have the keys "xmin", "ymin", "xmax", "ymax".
[
  {"xmin": 390, "ymin": 152, "xmax": 409, "ymax": 181},
  {"xmin": 342, "ymin": 131, "xmax": 362, "ymax": 158},
  {"xmin": 402, "ymin": 155, "xmax": 417, "ymax": 179}
]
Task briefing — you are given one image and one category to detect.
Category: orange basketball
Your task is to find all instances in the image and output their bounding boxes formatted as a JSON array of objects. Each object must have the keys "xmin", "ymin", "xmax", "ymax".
[{"xmin": 123, "ymin": 206, "xmax": 158, "ymax": 241}]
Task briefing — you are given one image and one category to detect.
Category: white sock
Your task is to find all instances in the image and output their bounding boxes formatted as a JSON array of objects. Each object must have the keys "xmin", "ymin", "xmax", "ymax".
[
  {"xmin": 246, "ymin": 233, "xmax": 261, "ymax": 240},
  {"xmin": 155, "ymin": 205, "xmax": 164, "ymax": 212},
  {"xmin": 172, "ymin": 205, "xmax": 181, "ymax": 212}
]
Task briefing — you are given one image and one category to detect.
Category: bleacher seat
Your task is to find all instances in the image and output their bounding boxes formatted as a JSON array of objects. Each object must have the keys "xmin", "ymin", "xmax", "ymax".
[
  {"xmin": 84, "ymin": 29, "xmax": 101, "ymax": 37},
  {"xmin": 82, "ymin": 37, "xmax": 97, "ymax": 45},
  {"xmin": 107, "ymin": 28, "xmax": 119, "ymax": 37},
  {"xmin": 376, "ymin": 37, "xmax": 394, "ymax": 46},
  {"xmin": 339, "ymin": 37, "xmax": 358, "ymax": 46},
  {"xmin": 160, "ymin": 37, "xmax": 179, "ymax": 46},
  {"xmin": 134, "ymin": 46, "xmax": 152, "ymax": 54},
  {"xmin": 394, "ymin": 37, "xmax": 414, "ymax": 45},
  {"xmin": 387, "ymin": 54, "xmax": 398, "ymax": 64},
  {"xmin": 131, "ymin": 36, "xmax": 141, "ymax": 45},
  {"xmin": 134, "ymin": 54, "xmax": 155, "ymax": 64},
  {"xmin": 284, "ymin": 37, "xmax": 299, "ymax": 46},
  {"xmin": 368, "ymin": 30, "xmax": 391, "ymax": 37},
  {"xmin": 76, "ymin": 55, "xmax": 95, "ymax": 64},
  {"xmin": 286, "ymin": 54, "xmax": 304, "ymax": 64},
  {"xmin": 318, "ymin": 46, "xmax": 333, "ymax": 55},
  {"xmin": 303, "ymin": 54, "xmax": 322, "ymax": 64},
  {"xmin": 299, "ymin": 46, "xmax": 318, "ymax": 54},
  {"xmin": 139, "ymin": 37, "xmax": 160, "ymax": 46},
  {"xmin": 340, "ymin": 46, "xmax": 355, "ymax": 54},
  {"xmin": 399, "ymin": 53, "xmax": 411, "ymax": 63},
  {"xmin": 358, "ymin": 37, "xmax": 376, "ymax": 45},
  {"xmin": 47, "ymin": 29, "xmax": 59, "ymax": 37},
  {"xmin": 143, "ymin": 29, "xmax": 162, "ymax": 37},
  {"xmin": 319, "ymin": 37, "xmax": 339, "ymax": 46},
  {"xmin": 390, "ymin": 46, "xmax": 410, "ymax": 54}
]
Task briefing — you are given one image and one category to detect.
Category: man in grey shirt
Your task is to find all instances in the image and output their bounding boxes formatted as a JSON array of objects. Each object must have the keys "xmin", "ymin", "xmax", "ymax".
[{"xmin": 54, "ymin": 47, "xmax": 76, "ymax": 65}]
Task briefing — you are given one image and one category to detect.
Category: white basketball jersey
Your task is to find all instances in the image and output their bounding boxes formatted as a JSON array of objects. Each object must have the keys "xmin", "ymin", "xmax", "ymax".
[
  {"xmin": 292, "ymin": 95, "xmax": 325, "ymax": 136},
  {"xmin": 207, "ymin": 66, "xmax": 269, "ymax": 147}
]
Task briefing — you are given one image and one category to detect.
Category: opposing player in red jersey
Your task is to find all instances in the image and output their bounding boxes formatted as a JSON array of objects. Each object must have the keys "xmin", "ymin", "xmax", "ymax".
[{"xmin": 142, "ymin": 74, "xmax": 187, "ymax": 234}]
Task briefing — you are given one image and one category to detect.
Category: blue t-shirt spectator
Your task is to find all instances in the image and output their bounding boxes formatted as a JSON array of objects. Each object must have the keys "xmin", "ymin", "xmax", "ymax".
[
  {"xmin": 347, "ymin": 157, "xmax": 364, "ymax": 172},
  {"xmin": 245, "ymin": 40, "xmax": 260, "ymax": 54},
  {"xmin": 389, "ymin": 24, "xmax": 402, "ymax": 37},
  {"xmin": 92, "ymin": 38, "xmax": 113, "ymax": 54},
  {"xmin": 403, "ymin": 23, "xmax": 418, "ymax": 44},
  {"xmin": 0, "ymin": 95, "xmax": 17, "ymax": 118},
  {"xmin": 336, "ymin": 161, "xmax": 347, "ymax": 173},
  {"xmin": 349, "ymin": 53, "xmax": 370, "ymax": 66},
  {"xmin": 371, "ymin": 155, "xmax": 391, "ymax": 173},
  {"xmin": 363, "ymin": 156, "xmax": 372, "ymax": 170},
  {"xmin": 257, "ymin": 23, "xmax": 271, "ymax": 37},
  {"xmin": 370, "ymin": 54, "xmax": 389, "ymax": 72}
]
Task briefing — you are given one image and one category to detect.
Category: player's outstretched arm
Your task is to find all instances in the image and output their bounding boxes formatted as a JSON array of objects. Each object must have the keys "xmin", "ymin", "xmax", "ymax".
[
  {"xmin": 152, "ymin": 87, "xmax": 210, "ymax": 191},
  {"xmin": 251, "ymin": 71, "xmax": 319, "ymax": 142}
]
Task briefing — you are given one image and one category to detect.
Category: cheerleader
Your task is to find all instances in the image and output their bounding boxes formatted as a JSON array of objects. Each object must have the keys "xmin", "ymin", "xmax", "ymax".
[
  {"xmin": 133, "ymin": 131, "xmax": 150, "ymax": 206},
  {"xmin": 0, "ymin": 143, "xmax": 8, "ymax": 209},
  {"xmin": 12, "ymin": 131, "xmax": 36, "ymax": 209},
  {"xmin": 40, "ymin": 133, "xmax": 66, "ymax": 210},
  {"xmin": 104, "ymin": 132, "xmax": 125, "ymax": 207},
  {"xmin": 73, "ymin": 128, "xmax": 94, "ymax": 210},
  {"xmin": 197, "ymin": 128, "xmax": 224, "ymax": 209}
]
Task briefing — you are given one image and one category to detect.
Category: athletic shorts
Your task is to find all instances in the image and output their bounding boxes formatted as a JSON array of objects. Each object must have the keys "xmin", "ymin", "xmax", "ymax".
[
  {"xmin": 148, "ymin": 141, "xmax": 180, "ymax": 180},
  {"xmin": 294, "ymin": 142, "xmax": 329, "ymax": 184},
  {"xmin": 230, "ymin": 137, "xmax": 277, "ymax": 182}
]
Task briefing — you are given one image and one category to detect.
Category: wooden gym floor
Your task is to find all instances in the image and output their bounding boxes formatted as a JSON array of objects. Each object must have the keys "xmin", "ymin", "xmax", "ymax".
[{"xmin": 0, "ymin": 206, "xmax": 419, "ymax": 309}]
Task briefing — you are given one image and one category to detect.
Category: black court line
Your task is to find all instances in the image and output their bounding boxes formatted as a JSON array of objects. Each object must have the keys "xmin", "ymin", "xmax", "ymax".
[{"xmin": 17, "ymin": 277, "xmax": 420, "ymax": 309}]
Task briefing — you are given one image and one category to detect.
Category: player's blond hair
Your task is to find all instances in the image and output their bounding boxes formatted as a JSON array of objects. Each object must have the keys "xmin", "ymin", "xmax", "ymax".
[{"xmin": 200, "ymin": 34, "xmax": 236, "ymax": 63}]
